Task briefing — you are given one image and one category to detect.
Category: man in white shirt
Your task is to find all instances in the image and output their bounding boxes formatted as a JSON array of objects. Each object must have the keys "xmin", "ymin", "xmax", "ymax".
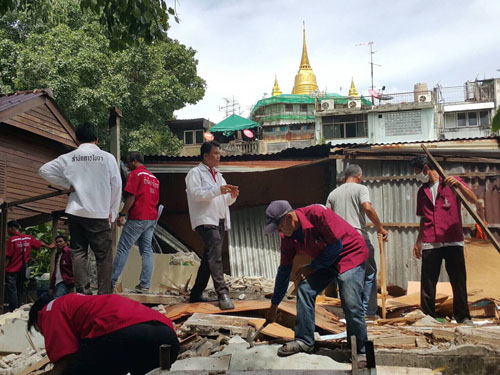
[
  {"xmin": 326, "ymin": 164, "xmax": 388, "ymax": 319},
  {"xmin": 39, "ymin": 122, "xmax": 121, "ymax": 295},
  {"xmin": 185, "ymin": 141, "xmax": 239, "ymax": 310}
]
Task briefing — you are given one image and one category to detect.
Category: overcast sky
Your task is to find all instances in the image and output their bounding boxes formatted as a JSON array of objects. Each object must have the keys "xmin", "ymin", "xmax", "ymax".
[{"xmin": 168, "ymin": 0, "xmax": 500, "ymax": 124}]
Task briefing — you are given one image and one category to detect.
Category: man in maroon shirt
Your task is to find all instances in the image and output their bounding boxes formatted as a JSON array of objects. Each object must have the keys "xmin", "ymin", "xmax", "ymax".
[
  {"xmin": 5, "ymin": 220, "xmax": 53, "ymax": 311},
  {"xmin": 112, "ymin": 151, "xmax": 160, "ymax": 293},
  {"xmin": 264, "ymin": 201, "xmax": 368, "ymax": 356},
  {"xmin": 411, "ymin": 155, "xmax": 482, "ymax": 325},
  {"xmin": 28, "ymin": 293, "xmax": 179, "ymax": 375},
  {"xmin": 49, "ymin": 235, "xmax": 74, "ymax": 297}
]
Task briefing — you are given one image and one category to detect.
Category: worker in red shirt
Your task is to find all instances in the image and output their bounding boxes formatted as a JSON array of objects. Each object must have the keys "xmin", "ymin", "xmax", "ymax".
[
  {"xmin": 28, "ymin": 293, "xmax": 179, "ymax": 375},
  {"xmin": 264, "ymin": 201, "xmax": 368, "ymax": 356},
  {"xmin": 5, "ymin": 220, "xmax": 53, "ymax": 311},
  {"xmin": 112, "ymin": 151, "xmax": 160, "ymax": 293},
  {"xmin": 49, "ymin": 235, "xmax": 74, "ymax": 297},
  {"xmin": 411, "ymin": 155, "xmax": 483, "ymax": 325}
]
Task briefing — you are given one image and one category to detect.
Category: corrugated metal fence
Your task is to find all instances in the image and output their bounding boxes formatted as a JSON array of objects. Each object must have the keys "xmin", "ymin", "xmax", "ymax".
[
  {"xmin": 227, "ymin": 158, "xmax": 499, "ymax": 289},
  {"xmin": 228, "ymin": 206, "xmax": 281, "ymax": 279}
]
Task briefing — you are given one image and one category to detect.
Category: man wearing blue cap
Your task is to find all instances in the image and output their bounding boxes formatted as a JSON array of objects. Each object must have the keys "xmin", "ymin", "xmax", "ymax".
[{"xmin": 264, "ymin": 200, "xmax": 368, "ymax": 356}]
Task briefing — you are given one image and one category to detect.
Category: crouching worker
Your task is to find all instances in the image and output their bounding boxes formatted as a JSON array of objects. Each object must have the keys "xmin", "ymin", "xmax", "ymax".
[
  {"xmin": 28, "ymin": 293, "xmax": 179, "ymax": 375},
  {"xmin": 264, "ymin": 201, "xmax": 368, "ymax": 356}
]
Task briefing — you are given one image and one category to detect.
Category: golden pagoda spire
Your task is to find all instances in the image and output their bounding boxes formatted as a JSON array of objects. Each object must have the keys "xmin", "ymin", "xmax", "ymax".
[
  {"xmin": 292, "ymin": 22, "xmax": 318, "ymax": 95},
  {"xmin": 272, "ymin": 75, "xmax": 282, "ymax": 96},
  {"xmin": 349, "ymin": 77, "xmax": 359, "ymax": 97}
]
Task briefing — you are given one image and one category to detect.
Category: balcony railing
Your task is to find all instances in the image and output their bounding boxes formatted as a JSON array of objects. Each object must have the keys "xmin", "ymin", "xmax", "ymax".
[
  {"xmin": 436, "ymin": 81, "xmax": 495, "ymax": 104},
  {"xmin": 221, "ymin": 141, "xmax": 259, "ymax": 155}
]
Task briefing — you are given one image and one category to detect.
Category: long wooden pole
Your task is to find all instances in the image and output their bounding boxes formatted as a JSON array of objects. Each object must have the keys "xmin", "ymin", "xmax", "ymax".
[
  {"xmin": 377, "ymin": 234, "xmax": 387, "ymax": 319},
  {"xmin": 421, "ymin": 144, "xmax": 500, "ymax": 254}
]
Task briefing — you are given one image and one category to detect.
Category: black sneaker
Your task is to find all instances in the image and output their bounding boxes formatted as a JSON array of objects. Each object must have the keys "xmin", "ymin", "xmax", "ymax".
[
  {"xmin": 189, "ymin": 294, "xmax": 208, "ymax": 303},
  {"xmin": 218, "ymin": 294, "xmax": 234, "ymax": 310},
  {"xmin": 135, "ymin": 284, "xmax": 149, "ymax": 294}
]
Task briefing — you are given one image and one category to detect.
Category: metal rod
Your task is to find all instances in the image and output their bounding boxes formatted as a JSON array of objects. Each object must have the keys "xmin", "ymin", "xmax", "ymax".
[
  {"xmin": 159, "ymin": 344, "xmax": 171, "ymax": 371},
  {"xmin": 5, "ymin": 189, "xmax": 71, "ymax": 208},
  {"xmin": 421, "ymin": 144, "xmax": 500, "ymax": 254}
]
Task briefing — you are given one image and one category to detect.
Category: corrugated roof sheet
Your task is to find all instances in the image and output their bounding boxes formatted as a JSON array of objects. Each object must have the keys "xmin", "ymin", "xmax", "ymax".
[
  {"xmin": 144, "ymin": 144, "xmax": 331, "ymax": 162},
  {"xmin": 0, "ymin": 89, "xmax": 54, "ymax": 112}
]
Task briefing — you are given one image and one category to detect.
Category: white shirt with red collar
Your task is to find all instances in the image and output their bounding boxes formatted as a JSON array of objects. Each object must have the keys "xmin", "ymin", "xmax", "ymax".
[{"xmin": 185, "ymin": 163, "xmax": 236, "ymax": 230}]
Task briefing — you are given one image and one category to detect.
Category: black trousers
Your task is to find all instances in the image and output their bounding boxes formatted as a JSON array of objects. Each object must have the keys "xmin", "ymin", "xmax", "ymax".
[
  {"xmin": 5, "ymin": 271, "xmax": 24, "ymax": 312},
  {"xmin": 421, "ymin": 246, "xmax": 471, "ymax": 322},
  {"xmin": 191, "ymin": 220, "xmax": 229, "ymax": 297},
  {"xmin": 68, "ymin": 214, "xmax": 113, "ymax": 295},
  {"xmin": 62, "ymin": 321, "xmax": 179, "ymax": 375}
]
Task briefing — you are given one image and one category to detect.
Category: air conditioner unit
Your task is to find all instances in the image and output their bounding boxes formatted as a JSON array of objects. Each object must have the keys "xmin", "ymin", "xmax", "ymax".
[
  {"xmin": 320, "ymin": 100, "xmax": 335, "ymax": 111},
  {"xmin": 347, "ymin": 99, "xmax": 361, "ymax": 109},
  {"xmin": 417, "ymin": 94, "xmax": 431, "ymax": 103}
]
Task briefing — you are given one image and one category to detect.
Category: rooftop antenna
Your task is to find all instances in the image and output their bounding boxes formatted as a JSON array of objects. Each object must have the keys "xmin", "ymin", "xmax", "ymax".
[
  {"xmin": 218, "ymin": 95, "xmax": 240, "ymax": 118},
  {"xmin": 355, "ymin": 41, "xmax": 381, "ymax": 104}
]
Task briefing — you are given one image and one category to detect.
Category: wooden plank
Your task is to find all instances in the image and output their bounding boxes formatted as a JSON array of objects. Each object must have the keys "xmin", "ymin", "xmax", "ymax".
[
  {"xmin": 378, "ymin": 234, "xmax": 387, "ymax": 319},
  {"xmin": 164, "ymin": 300, "xmax": 271, "ymax": 321},
  {"xmin": 0, "ymin": 95, "xmax": 45, "ymax": 124},
  {"xmin": 259, "ymin": 322, "xmax": 294, "ymax": 340},
  {"xmin": 28, "ymin": 107, "xmax": 64, "ymax": 127},
  {"xmin": 3, "ymin": 118, "xmax": 75, "ymax": 147},
  {"xmin": 278, "ymin": 301, "xmax": 344, "ymax": 333},
  {"xmin": 7, "ymin": 116, "xmax": 68, "ymax": 139},
  {"xmin": 17, "ymin": 356, "xmax": 50, "ymax": 375},
  {"xmin": 45, "ymin": 100, "xmax": 77, "ymax": 144},
  {"xmin": 17, "ymin": 112, "xmax": 71, "ymax": 138},
  {"xmin": 121, "ymin": 293, "xmax": 186, "ymax": 306},
  {"xmin": 421, "ymin": 144, "xmax": 500, "ymax": 253}
]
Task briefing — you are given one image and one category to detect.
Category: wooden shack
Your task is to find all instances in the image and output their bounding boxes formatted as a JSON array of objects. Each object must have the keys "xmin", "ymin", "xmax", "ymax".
[{"xmin": 0, "ymin": 89, "xmax": 77, "ymax": 225}]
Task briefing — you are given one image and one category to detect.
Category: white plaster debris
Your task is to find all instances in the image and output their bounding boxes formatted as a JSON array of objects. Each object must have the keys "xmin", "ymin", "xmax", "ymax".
[{"xmin": 0, "ymin": 348, "xmax": 48, "ymax": 374}]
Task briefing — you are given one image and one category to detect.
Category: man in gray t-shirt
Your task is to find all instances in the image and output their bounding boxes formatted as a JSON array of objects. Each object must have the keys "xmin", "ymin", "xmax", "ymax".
[{"xmin": 326, "ymin": 164, "xmax": 388, "ymax": 318}]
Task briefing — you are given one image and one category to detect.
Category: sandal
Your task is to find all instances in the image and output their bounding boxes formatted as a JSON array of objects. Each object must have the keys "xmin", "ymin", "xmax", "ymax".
[{"xmin": 277, "ymin": 340, "xmax": 313, "ymax": 357}]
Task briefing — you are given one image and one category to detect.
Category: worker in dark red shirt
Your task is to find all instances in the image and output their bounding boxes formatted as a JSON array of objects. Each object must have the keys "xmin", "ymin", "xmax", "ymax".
[
  {"xmin": 264, "ymin": 201, "xmax": 368, "ymax": 356},
  {"xmin": 5, "ymin": 220, "xmax": 53, "ymax": 311},
  {"xmin": 28, "ymin": 293, "xmax": 179, "ymax": 375},
  {"xmin": 49, "ymin": 235, "xmax": 74, "ymax": 297},
  {"xmin": 112, "ymin": 151, "xmax": 160, "ymax": 293}
]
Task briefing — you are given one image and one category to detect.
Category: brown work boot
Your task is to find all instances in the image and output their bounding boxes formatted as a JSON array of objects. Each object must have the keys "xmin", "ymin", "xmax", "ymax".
[{"xmin": 218, "ymin": 294, "xmax": 234, "ymax": 310}]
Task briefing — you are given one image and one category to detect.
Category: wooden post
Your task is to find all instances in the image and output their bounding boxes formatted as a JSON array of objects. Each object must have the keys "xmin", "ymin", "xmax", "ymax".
[
  {"xmin": 49, "ymin": 214, "xmax": 59, "ymax": 283},
  {"xmin": 109, "ymin": 107, "xmax": 122, "ymax": 260},
  {"xmin": 0, "ymin": 203, "xmax": 7, "ymax": 313},
  {"xmin": 377, "ymin": 234, "xmax": 387, "ymax": 320},
  {"xmin": 421, "ymin": 144, "xmax": 500, "ymax": 254}
]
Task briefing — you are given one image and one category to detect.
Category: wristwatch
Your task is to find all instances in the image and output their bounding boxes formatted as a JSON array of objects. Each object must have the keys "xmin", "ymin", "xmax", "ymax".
[{"xmin": 119, "ymin": 212, "xmax": 126, "ymax": 217}]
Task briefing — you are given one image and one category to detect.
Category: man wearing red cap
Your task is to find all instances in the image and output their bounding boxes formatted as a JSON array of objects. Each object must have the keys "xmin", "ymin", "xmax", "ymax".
[{"xmin": 264, "ymin": 201, "xmax": 368, "ymax": 356}]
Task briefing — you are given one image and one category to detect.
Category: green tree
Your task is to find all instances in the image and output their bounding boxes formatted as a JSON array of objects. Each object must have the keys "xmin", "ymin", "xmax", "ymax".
[
  {"xmin": 1, "ymin": 0, "xmax": 205, "ymax": 155},
  {"xmin": 0, "ymin": 0, "xmax": 177, "ymax": 50}
]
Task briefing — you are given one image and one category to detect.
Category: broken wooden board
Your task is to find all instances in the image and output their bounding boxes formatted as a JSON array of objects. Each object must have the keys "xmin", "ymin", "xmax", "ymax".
[
  {"xmin": 120, "ymin": 293, "xmax": 184, "ymax": 305},
  {"xmin": 407, "ymin": 281, "xmax": 453, "ymax": 298},
  {"xmin": 181, "ymin": 313, "xmax": 265, "ymax": 337},
  {"xmin": 278, "ymin": 301, "xmax": 344, "ymax": 333},
  {"xmin": 464, "ymin": 239, "xmax": 500, "ymax": 299},
  {"xmin": 17, "ymin": 356, "xmax": 50, "ymax": 375},
  {"xmin": 384, "ymin": 292, "xmax": 449, "ymax": 312},
  {"xmin": 247, "ymin": 321, "xmax": 295, "ymax": 341},
  {"xmin": 164, "ymin": 300, "xmax": 271, "ymax": 321}
]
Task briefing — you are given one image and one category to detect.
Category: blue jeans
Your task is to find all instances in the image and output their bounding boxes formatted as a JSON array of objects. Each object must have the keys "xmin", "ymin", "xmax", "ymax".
[
  {"xmin": 54, "ymin": 282, "xmax": 72, "ymax": 298},
  {"xmin": 112, "ymin": 220, "xmax": 156, "ymax": 289},
  {"xmin": 295, "ymin": 263, "xmax": 367, "ymax": 353},
  {"xmin": 362, "ymin": 240, "xmax": 378, "ymax": 316}
]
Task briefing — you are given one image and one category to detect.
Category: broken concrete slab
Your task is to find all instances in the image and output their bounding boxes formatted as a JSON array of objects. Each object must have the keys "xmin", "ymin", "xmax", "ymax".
[
  {"xmin": 181, "ymin": 313, "xmax": 265, "ymax": 337},
  {"xmin": 212, "ymin": 342, "xmax": 351, "ymax": 371},
  {"xmin": 0, "ymin": 318, "xmax": 44, "ymax": 353},
  {"xmin": 170, "ymin": 355, "xmax": 231, "ymax": 372}
]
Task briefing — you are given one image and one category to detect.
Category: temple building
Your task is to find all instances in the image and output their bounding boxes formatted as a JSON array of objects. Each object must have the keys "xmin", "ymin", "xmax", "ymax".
[{"xmin": 250, "ymin": 27, "xmax": 371, "ymax": 152}]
